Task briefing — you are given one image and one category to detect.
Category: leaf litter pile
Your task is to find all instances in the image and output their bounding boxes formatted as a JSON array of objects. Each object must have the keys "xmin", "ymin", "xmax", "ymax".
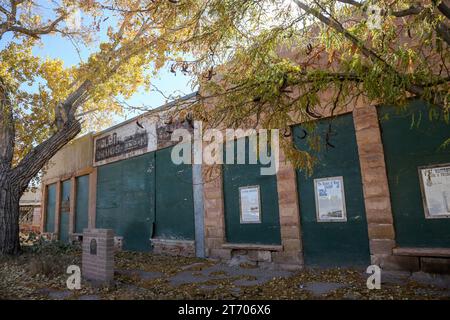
[{"xmin": 0, "ymin": 240, "xmax": 449, "ymax": 300}]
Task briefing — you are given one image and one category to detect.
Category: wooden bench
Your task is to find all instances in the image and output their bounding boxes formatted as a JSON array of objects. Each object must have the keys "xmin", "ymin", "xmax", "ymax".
[
  {"xmin": 393, "ymin": 247, "xmax": 450, "ymax": 258},
  {"xmin": 393, "ymin": 248, "xmax": 450, "ymax": 273},
  {"xmin": 222, "ymin": 243, "xmax": 283, "ymax": 251}
]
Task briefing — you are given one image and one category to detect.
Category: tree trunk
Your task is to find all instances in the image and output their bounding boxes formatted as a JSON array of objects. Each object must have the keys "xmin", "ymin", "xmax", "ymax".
[
  {"xmin": 0, "ymin": 173, "xmax": 20, "ymax": 255},
  {"xmin": 0, "ymin": 77, "xmax": 88, "ymax": 256}
]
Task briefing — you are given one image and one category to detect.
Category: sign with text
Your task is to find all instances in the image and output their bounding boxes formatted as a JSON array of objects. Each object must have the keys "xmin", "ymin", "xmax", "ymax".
[
  {"xmin": 239, "ymin": 186, "xmax": 261, "ymax": 223},
  {"xmin": 93, "ymin": 116, "xmax": 157, "ymax": 166},
  {"xmin": 419, "ymin": 164, "xmax": 450, "ymax": 219},
  {"xmin": 314, "ymin": 176, "xmax": 347, "ymax": 222}
]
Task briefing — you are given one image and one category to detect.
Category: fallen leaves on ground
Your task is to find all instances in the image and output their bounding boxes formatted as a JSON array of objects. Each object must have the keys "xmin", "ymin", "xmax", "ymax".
[{"xmin": 0, "ymin": 245, "xmax": 449, "ymax": 300}]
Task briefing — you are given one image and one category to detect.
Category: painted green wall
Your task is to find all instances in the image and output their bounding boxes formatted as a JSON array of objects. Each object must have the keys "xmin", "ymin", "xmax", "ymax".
[
  {"xmin": 378, "ymin": 100, "xmax": 450, "ymax": 247},
  {"xmin": 294, "ymin": 113, "xmax": 370, "ymax": 267},
  {"xmin": 154, "ymin": 146, "xmax": 195, "ymax": 240},
  {"xmin": 59, "ymin": 180, "xmax": 71, "ymax": 243},
  {"xmin": 75, "ymin": 175, "xmax": 89, "ymax": 234},
  {"xmin": 96, "ymin": 152, "xmax": 156, "ymax": 251},
  {"xmin": 45, "ymin": 183, "xmax": 56, "ymax": 233},
  {"xmin": 223, "ymin": 137, "xmax": 281, "ymax": 245}
]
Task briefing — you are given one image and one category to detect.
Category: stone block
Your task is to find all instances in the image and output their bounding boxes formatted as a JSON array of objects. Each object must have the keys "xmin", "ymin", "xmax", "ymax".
[
  {"xmin": 370, "ymin": 239, "xmax": 395, "ymax": 255},
  {"xmin": 368, "ymin": 223, "xmax": 395, "ymax": 240}
]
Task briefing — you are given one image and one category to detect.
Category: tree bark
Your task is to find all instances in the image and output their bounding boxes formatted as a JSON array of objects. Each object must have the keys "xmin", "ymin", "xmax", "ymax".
[
  {"xmin": 0, "ymin": 78, "xmax": 20, "ymax": 254},
  {"xmin": 0, "ymin": 174, "xmax": 20, "ymax": 255}
]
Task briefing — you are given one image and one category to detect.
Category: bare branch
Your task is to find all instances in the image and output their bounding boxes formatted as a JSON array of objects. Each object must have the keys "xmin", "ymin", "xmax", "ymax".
[{"xmin": 438, "ymin": 1, "xmax": 450, "ymax": 20}]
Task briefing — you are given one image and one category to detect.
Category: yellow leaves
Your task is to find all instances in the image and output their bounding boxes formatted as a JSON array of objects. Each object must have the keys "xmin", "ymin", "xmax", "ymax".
[
  {"xmin": 0, "ymin": 40, "xmax": 40, "ymax": 88},
  {"xmin": 39, "ymin": 59, "xmax": 72, "ymax": 101}
]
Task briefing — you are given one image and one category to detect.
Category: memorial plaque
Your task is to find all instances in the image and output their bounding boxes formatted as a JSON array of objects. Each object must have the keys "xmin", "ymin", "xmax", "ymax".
[
  {"xmin": 419, "ymin": 164, "xmax": 450, "ymax": 219},
  {"xmin": 90, "ymin": 238, "xmax": 97, "ymax": 255},
  {"xmin": 314, "ymin": 176, "xmax": 347, "ymax": 222}
]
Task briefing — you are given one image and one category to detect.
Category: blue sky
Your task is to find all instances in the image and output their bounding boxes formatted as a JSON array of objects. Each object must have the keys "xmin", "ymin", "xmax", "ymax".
[
  {"xmin": 1, "ymin": 3, "xmax": 195, "ymax": 126},
  {"xmin": 32, "ymin": 34, "xmax": 194, "ymax": 124}
]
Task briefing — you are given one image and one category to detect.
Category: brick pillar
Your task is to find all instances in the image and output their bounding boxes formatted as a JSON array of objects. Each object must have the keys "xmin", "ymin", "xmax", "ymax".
[
  {"xmin": 202, "ymin": 165, "xmax": 230, "ymax": 260},
  {"xmin": 353, "ymin": 106, "xmax": 399, "ymax": 268},
  {"xmin": 273, "ymin": 143, "xmax": 303, "ymax": 270},
  {"xmin": 82, "ymin": 228, "xmax": 115, "ymax": 284}
]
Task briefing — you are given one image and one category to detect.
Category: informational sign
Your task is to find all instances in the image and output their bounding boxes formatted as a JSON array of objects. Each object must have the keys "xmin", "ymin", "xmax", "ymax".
[
  {"xmin": 93, "ymin": 116, "xmax": 157, "ymax": 166},
  {"xmin": 419, "ymin": 164, "xmax": 450, "ymax": 219},
  {"xmin": 239, "ymin": 186, "xmax": 261, "ymax": 223},
  {"xmin": 314, "ymin": 176, "xmax": 347, "ymax": 222}
]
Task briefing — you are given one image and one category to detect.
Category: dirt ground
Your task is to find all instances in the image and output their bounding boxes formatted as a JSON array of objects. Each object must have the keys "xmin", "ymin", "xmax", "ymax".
[{"xmin": 0, "ymin": 244, "xmax": 449, "ymax": 300}]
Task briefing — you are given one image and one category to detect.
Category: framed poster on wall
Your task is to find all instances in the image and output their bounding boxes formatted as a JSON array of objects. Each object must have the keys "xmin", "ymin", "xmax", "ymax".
[
  {"xmin": 314, "ymin": 176, "xmax": 347, "ymax": 222},
  {"xmin": 239, "ymin": 185, "xmax": 261, "ymax": 223},
  {"xmin": 418, "ymin": 164, "xmax": 450, "ymax": 219}
]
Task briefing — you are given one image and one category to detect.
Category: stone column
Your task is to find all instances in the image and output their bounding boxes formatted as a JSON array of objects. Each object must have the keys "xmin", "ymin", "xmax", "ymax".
[
  {"xmin": 202, "ymin": 165, "xmax": 230, "ymax": 260},
  {"xmin": 273, "ymin": 142, "xmax": 303, "ymax": 270},
  {"xmin": 353, "ymin": 106, "xmax": 418, "ymax": 270}
]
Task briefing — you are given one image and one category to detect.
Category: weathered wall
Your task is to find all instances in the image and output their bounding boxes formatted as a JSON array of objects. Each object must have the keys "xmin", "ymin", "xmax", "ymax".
[
  {"xmin": 154, "ymin": 146, "xmax": 195, "ymax": 240},
  {"xmin": 222, "ymin": 137, "xmax": 282, "ymax": 245},
  {"xmin": 96, "ymin": 152, "xmax": 155, "ymax": 252},
  {"xmin": 42, "ymin": 133, "xmax": 94, "ymax": 183},
  {"xmin": 294, "ymin": 113, "xmax": 371, "ymax": 267},
  {"xmin": 379, "ymin": 101, "xmax": 450, "ymax": 248}
]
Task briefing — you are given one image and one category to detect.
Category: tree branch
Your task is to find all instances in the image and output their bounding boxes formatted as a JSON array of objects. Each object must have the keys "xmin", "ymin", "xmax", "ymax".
[
  {"xmin": 0, "ymin": 78, "xmax": 15, "ymax": 170},
  {"xmin": 438, "ymin": 1, "xmax": 450, "ymax": 20},
  {"xmin": 293, "ymin": 1, "xmax": 428, "ymax": 98},
  {"xmin": 12, "ymin": 119, "xmax": 81, "ymax": 192},
  {"xmin": 336, "ymin": 0, "xmax": 362, "ymax": 7}
]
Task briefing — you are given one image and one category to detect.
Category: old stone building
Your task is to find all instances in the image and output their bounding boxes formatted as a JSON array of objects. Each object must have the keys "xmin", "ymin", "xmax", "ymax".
[{"xmin": 39, "ymin": 90, "xmax": 450, "ymax": 274}]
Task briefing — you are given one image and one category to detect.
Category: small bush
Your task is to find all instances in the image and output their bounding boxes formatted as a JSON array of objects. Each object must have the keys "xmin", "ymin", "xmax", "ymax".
[
  {"xmin": 27, "ymin": 256, "xmax": 63, "ymax": 277},
  {"xmin": 23, "ymin": 237, "xmax": 79, "ymax": 255}
]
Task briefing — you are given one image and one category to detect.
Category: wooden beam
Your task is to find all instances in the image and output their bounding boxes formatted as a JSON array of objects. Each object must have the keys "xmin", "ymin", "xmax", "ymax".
[
  {"xmin": 54, "ymin": 180, "xmax": 62, "ymax": 239},
  {"xmin": 88, "ymin": 167, "xmax": 97, "ymax": 229},
  {"xmin": 69, "ymin": 176, "xmax": 76, "ymax": 237}
]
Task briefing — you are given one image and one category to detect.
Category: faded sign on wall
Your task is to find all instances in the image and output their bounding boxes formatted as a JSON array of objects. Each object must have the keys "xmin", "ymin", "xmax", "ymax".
[
  {"xmin": 419, "ymin": 164, "xmax": 450, "ymax": 219},
  {"xmin": 93, "ymin": 116, "xmax": 157, "ymax": 166}
]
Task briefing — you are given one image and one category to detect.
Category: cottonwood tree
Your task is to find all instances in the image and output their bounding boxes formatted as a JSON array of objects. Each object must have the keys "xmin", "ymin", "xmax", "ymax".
[
  {"xmin": 165, "ymin": 0, "xmax": 449, "ymax": 171},
  {"xmin": 0, "ymin": 0, "xmax": 195, "ymax": 255}
]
